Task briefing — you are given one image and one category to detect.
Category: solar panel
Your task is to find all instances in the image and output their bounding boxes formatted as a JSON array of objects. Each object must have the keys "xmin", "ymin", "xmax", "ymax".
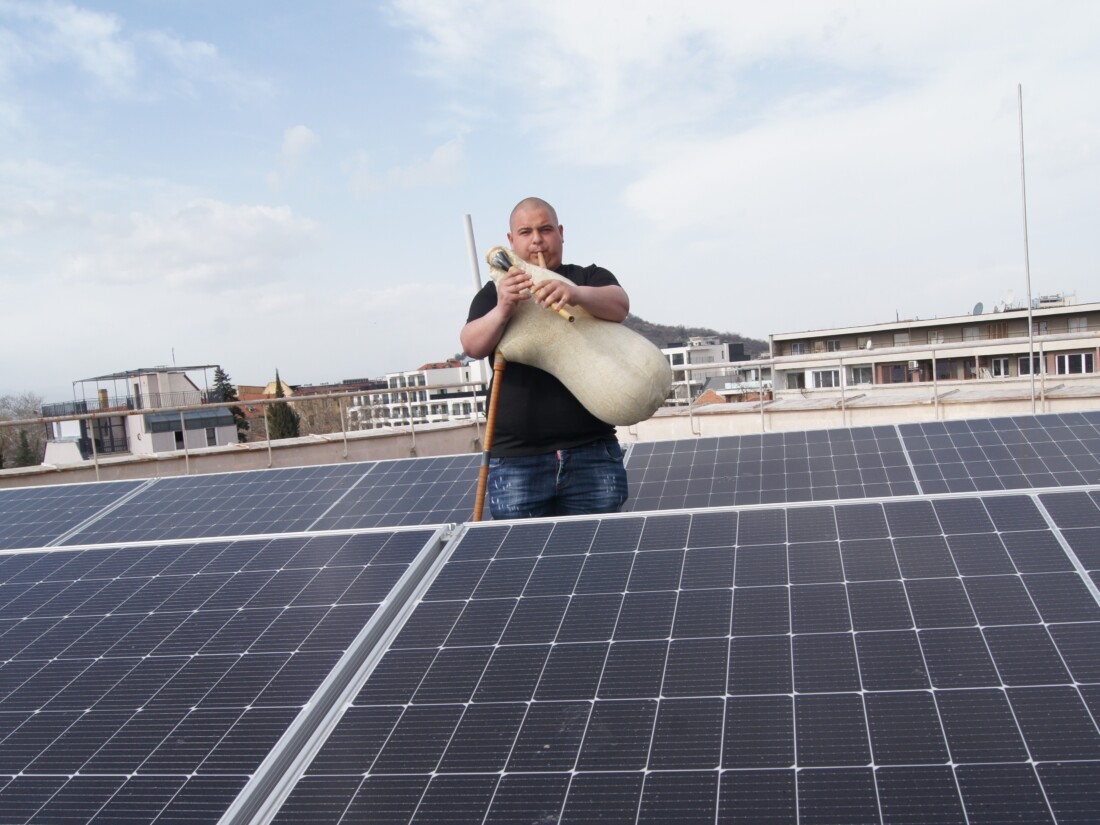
[
  {"xmin": 0, "ymin": 527, "xmax": 443, "ymax": 825},
  {"xmin": 0, "ymin": 480, "xmax": 145, "ymax": 550},
  {"xmin": 900, "ymin": 411, "xmax": 1100, "ymax": 494},
  {"xmin": 58, "ymin": 464, "xmax": 369, "ymax": 545},
  {"xmin": 310, "ymin": 454, "xmax": 480, "ymax": 530},
  {"xmin": 269, "ymin": 494, "xmax": 1100, "ymax": 824},
  {"xmin": 625, "ymin": 425, "xmax": 918, "ymax": 511}
]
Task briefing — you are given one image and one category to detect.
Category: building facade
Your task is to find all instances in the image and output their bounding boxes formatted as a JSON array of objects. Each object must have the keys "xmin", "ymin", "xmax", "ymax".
[
  {"xmin": 42, "ymin": 366, "xmax": 236, "ymax": 464},
  {"xmin": 354, "ymin": 359, "xmax": 489, "ymax": 429},
  {"xmin": 769, "ymin": 295, "xmax": 1099, "ymax": 395},
  {"xmin": 662, "ymin": 337, "xmax": 749, "ymax": 405}
]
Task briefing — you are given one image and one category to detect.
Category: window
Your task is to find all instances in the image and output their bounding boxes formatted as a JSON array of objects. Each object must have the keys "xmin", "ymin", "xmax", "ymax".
[
  {"xmin": 790, "ymin": 342, "xmax": 807, "ymax": 355},
  {"xmin": 893, "ymin": 332, "xmax": 909, "ymax": 346},
  {"xmin": 206, "ymin": 427, "xmax": 217, "ymax": 447},
  {"xmin": 174, "ymin": 430, "xmax": 184, "ymax": 449},
  {"xmin": 962, "ymin": 326, "xmax": 980, "ymax": 342},
  {"xmin": 670, "ymin": 353, "xmax": 684, "ymax": 366},
  {"xmin": 990, "ymin": 358, "xmax": 1009, "ymax": 377},
  {"xmin": 849, "ymin": 365, "xmax": 873, "ymax": 385},
  {"xmin": 1069, "ymin": 317, "xmax": 1088, "ymax": 333},
  {"xmin": 813, "ymin": 370, "xmax": 840, "ymax": 388},
  {"xmin": 826, "ymin": 339, "xmax": 841, "ymax": 352},
  {"xmin": 883, "ymin": 364, "xmax": 907, "ymax": 384},
  {"xmin": 1018, "ymin": 355, "xmax": 1043, "ymax": 375},
  {"xmin": 936, "ymin": 361, "xmax": 954, "ymax": 380},
  {"xmin": 786, "ymin": 373, "xmax": 806, "ymax": 390},
  {"xmin": 1056, "ymin": 353, "xmax": 1094, "ymax": 374},
  {"xmin": 927, "ymin": 330, "xmax": 946, "ymax": 344},
  {"xmin": 1033, "ymin": 321, "xmax": 1049, "ymax": 336}
]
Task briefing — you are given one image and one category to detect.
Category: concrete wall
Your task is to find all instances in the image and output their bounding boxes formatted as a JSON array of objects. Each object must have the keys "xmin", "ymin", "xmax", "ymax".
[{"xmin": 1, "ymin": 422, "xmax": 485, "ymax": 489}]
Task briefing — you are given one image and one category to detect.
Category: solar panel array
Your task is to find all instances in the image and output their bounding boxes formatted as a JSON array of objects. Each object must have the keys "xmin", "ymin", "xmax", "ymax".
[
  {"xmin": 0, "ymin": 528, "xmax": 441, "ymax": 824},
  {"xmin": 272, "ymin": 497, "xmax": 1100, "ymax": 824},
  {"xmin": 0, "ymin": 480, "xmax": 145, "ymax": 550},
  {"xmin": 625, "ymin": 425, "xmax": 918, "ymax": 510},
  {"xmin": 3, "ymin": 413, "xmax": 1098, "ymax": 552},
  {"xmin": 627, "ymin": 411, "xmax": 1100, "ymax": 511},
  {"xmin": 1, "ymin": 410, "xmax": 1099, "ymax": 824}
]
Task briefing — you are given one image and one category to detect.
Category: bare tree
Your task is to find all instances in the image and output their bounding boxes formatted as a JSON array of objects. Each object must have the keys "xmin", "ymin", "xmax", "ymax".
[
  {"xmin": 0, "ymin": 392, "xmax": 45, "ymax": 468},
  {"xmin": 293, "ymin": 396, "xmax": 346, "ymax": 436}
]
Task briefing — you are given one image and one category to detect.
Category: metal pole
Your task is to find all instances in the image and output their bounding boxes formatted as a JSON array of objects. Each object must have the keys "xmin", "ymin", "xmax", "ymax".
[
  {"xmin": 1018, "ymin": 83, "xmax": 1037, "ymax": 414},
  {"xmin": 263, "ymin": 404, "xmax": 273, "ymax": 468},
  {"xmin": 838, "ymin": 357, "xmax": 846, "ymax": 427},
  {"xmin": 1039, "ymin": 340, "xmax": 1047, "ymax": 412},
  {"xmin": 338, "ymin": 397, "xmax": 348, "ymax": 459},
  {"xmin": 179, "ymin": 411, "xmax": 190, "ymax": 475},
  {"xmin": 932, "ymin": 350, "xmax": 939, "ymax": 419},
  {"xmin": 90, "ymin": 421, "xmax": 100, "ymax": 482},
  {"xmin": 464, "ymin": 214, "xmax": 483, "ymax": 292}
]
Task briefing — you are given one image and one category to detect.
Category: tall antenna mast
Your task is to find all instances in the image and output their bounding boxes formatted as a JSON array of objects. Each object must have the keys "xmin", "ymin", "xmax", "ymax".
[{"xmin": 1018, "ymin": 84, "xmax": 1037, "ymax": 414}]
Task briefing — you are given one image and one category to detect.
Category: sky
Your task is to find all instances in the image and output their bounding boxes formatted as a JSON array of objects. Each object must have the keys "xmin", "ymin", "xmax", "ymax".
[{"xmin": 2, "ymin": 0, "xmax": 1098, "ymax": 402}]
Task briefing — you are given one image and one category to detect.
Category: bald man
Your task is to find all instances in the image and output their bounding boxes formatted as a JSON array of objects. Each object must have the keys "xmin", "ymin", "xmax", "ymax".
[{"xmin": 461, "ymin": 197, "xmax": 630, "ymax": 519}]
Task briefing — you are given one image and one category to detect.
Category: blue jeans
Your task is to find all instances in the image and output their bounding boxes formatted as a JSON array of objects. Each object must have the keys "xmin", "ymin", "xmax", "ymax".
[{"xmin": 488, "ymin": 438, "xmax": 628, "ymax": 519}]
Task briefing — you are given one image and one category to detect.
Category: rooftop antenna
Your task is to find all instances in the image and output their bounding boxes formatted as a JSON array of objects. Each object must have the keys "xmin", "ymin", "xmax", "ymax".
[{"xmin": 1018, "ymin": 83, "xmax": 1037, "ymax": 413}]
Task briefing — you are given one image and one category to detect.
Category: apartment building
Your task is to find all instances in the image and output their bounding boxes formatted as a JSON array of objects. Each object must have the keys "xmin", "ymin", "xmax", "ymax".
[
  {"xmin": 769, "ymin": 294, "xmax": 1099, "ymax": 394},
  {"xmin": 41, "ymin": 366, "xmax": 236, "ymax": 463},
  {"xmin": 357, "ymin": 359, "xmax": 489, "ymax": 428},
  {"xmin": 663, "ymin": 337, "xmax": 749, "ymax": 404}
]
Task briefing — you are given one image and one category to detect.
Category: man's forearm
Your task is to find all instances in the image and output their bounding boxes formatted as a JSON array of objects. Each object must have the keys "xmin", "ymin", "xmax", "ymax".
[
  {"xmin": 574, "ymin": 285, "xmax": 630, "ymax": 322},
  {"xmin": 460, "ymin": 306, "xmax": 511, "ymax": 358}
]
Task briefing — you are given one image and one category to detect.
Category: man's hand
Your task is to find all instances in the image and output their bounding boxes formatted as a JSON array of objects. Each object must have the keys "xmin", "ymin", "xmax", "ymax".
[
  {"xmin": 532, "ymin": 278, "xmax": 577, "ymax": 312},
  {"xmin": 498, "ymin": 266, "xmax": 534, "ymax": 313}
]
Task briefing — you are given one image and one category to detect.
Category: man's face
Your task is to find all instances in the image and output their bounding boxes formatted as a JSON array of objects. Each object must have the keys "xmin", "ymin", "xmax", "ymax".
[{"xmin": 508, "ymin": 205, "xmax": 564, "ymax": 270}]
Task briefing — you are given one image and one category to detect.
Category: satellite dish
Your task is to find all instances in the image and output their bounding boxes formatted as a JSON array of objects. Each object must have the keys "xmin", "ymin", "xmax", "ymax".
[
  {"xmin": 1003, "ymin": 290, "xmax": 1016, "ymax": 307},
  {"xmin": 973, "ymin": 302, "xmax": 984, "ymax": 315}
]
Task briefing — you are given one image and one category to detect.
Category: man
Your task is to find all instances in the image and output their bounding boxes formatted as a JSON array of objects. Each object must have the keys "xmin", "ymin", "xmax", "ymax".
[{"xmin": 461, "ymin": 197, "xmax": 630, "ymax": 519}]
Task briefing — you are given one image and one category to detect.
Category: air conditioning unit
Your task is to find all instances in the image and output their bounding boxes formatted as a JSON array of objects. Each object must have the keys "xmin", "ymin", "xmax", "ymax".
[{"xmin": 908, "ymin": 360, "xmax": 919, "ymax": 369}]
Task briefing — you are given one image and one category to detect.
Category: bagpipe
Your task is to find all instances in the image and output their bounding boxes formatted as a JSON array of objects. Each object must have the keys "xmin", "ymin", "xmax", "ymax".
[{"xmin": 485, "ymin": 246, "xmax": 672, "ymax": 426}]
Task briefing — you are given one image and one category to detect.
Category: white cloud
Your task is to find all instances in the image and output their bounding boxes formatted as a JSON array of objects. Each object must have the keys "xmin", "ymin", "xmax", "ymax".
[
  {"xmin": 0, "ymin": 0, "xmax": 269, "ymax": 100},
  {"xmin": 268, "ymin": 125, "xmax": 319, "ymax": 188},
  {"xmin": 63, "ymin": 199, "xmax": 320, "ymax": 287},
  {"xmin": 346, "ymin": 137, "xmax": 466, "ymax": 196}
]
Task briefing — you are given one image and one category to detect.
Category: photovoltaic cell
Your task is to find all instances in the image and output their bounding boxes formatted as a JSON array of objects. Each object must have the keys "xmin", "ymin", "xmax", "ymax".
[
  {"xmin": 270, "ymin": 497, "xmax": 1100, "ymax": 824},
  {"xmin": 59, "ymin": 464, "xmax": 368, "ymax": 544},
  {"xmin": 625, "ymin": 425, "xmax": 918, "ymax": 510},
  {"xmin": 310, "ymin": 454, "xmax": 480, "ymax": 530},
  {"xmin": 899, "ymin": 411, "xmax": 1100, "ymax": 494},
  {"xmin": 0, "ymin": 527, "xmax": 438, "ymax": 825},
  {"xmin": 0, "ymin": 479, "xmax": 144, "ymax": 550}
]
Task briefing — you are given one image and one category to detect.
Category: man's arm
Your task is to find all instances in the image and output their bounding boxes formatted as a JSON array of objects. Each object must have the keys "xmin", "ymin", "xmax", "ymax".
[
  {"xmin": 460, "ymin": 267, "xmax": 533, "ymax": 358},
  {"xmin": 535, "ymin": 281, "xmax": 629, "ymax": 323}
]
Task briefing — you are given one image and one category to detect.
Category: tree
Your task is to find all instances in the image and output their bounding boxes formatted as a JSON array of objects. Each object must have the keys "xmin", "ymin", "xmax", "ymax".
[
  {"xmin": 266, "ymin": 369, "xmax": 300, "ymax": 440},
  {"xmin": 15, "ymin": 430, "xmax": 37, "ymax": 467},
  {"xmin": 0, "ymin": 392, "xmax": 44, "ymax": 469},
  {"xmin": 212, "ymin": 366, "xmax": 249, "ymax": 443}
]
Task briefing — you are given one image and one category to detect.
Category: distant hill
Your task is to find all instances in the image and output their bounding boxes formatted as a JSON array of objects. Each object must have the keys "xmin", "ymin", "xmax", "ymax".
[{"xmin": 624, "ymin": 314, "xmax": 769, "ymax": 357}]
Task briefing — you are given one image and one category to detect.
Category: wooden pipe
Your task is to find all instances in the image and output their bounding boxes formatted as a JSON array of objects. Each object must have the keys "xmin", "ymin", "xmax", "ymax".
[{"xmin": 472, "ymin": 352, "xmax": 506, "ymax": 521}]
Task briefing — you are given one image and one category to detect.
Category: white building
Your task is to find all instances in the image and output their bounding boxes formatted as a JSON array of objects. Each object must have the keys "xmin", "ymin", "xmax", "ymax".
[
  {"xmin": 662, "ymin": 337, "xmax": 749, "ymax": 405},
  {"xmin": 769, "ymin": 294, "xmax": 1099, "ymax": 396},
  {"xmin": 357, "ymin": 359, "xmax": 489, "ymax": 428},
  {"xmin": 42, "ymin": 366, "xmax": 237, "ymax": 464}
]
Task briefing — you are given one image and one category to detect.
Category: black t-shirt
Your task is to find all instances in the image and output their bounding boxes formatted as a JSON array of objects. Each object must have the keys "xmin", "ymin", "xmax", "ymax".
[{"xmin": 467, "ymin": 263, "xmax": 620, "ymax": 457}]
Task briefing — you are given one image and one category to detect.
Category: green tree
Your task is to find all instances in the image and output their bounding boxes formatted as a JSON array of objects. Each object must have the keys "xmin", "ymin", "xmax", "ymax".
[
  {"xmin": 15, "ymin": 430, "xmax": 37, "ymax": 466},
  {"xmin": 266, "ymin": 369, "xmax": 300, "ymax": 440},
  {"xmin": 212, "ymin": 366, "xmax": 249, "ymax": 443}
]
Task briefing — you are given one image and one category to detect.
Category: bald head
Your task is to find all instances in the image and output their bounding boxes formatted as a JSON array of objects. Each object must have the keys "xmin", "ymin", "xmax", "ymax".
[{"xmin": 509, "ymin": 197, "xmax": 558, "ymax": 232}]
